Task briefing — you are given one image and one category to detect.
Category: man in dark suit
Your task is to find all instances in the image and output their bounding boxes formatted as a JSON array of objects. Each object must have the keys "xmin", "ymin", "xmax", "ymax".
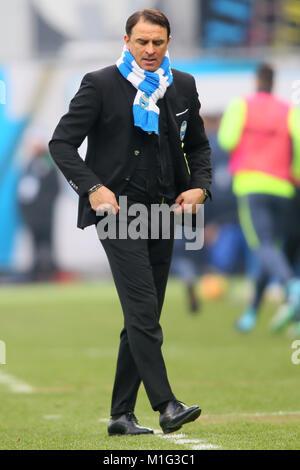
[{"xmin": 49, "ymin": 9, "xmax": 211, "ymax": 435}]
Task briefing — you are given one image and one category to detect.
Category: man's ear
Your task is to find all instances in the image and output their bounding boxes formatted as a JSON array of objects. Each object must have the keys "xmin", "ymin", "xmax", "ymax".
[{"xmin": 124, "ymin": 34, "xmax": 130, "ymax": 49}]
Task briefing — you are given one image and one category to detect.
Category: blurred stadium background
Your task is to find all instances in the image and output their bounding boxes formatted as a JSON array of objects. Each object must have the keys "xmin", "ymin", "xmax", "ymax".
[
  {"xmin": 0, "ymin": 0, "xmax": 299, "ymax": 277},
  {"xmin": 1, "ymin": 0, "xmax": 300, "ymax": 450}
]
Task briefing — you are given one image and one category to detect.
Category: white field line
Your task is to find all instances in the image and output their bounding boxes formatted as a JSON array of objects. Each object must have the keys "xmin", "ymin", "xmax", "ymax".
[
  {"xmin": 153, "ymin": 429, "xmax": 220, "ymax": 450},
  {"xmin": 192, "ymin": 443, "xmax": 220, "ymax": 450},
  {"xmin": 0, "ymin": 370, "xmax": 34, "ymax": 393},
  {"xmin": 98, "ymin": 419, "xmax": 219, "ymax": 450},
  {"xmin": 174, "ymin": 439, "xmax": 205, "ymax": 445},
  {"xmin": 98, "ymin": 410, "xmax": 300, "ymax": 450}
]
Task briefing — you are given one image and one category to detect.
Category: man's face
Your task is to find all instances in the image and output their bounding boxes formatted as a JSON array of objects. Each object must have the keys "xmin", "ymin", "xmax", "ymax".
[{"xmin": 124, "ymin": 19, "xmax": 171, "ymax": 72}]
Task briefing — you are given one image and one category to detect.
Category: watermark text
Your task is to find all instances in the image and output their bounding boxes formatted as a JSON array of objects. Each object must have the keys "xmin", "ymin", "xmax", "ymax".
[
  {"xmin": 291, "ymin": 340, "xmax": 300, "ymax": 365},
  {"xmin": 96, "ymin": 196, "xmax": 204, "ymax": 250}
]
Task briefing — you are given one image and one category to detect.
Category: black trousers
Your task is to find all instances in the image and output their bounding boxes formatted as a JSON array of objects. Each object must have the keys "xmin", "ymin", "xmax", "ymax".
[{"xmin": 96, "ymin": 201, "xmax": 175, "ymax": 415}]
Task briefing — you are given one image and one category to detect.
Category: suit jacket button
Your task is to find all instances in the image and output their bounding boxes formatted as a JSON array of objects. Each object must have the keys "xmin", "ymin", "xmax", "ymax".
[{"xmin": 134, "ymin": 150, "xmax": 140, "ymax": 156}]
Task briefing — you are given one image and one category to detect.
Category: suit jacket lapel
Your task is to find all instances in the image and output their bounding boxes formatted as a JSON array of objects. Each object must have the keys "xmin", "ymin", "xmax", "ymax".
[
  {"xmin": 164, "ymin": 80, "xmax": 183, "ymax": 154},
  {"xmin": 164, "ymin": 81, "xmax": 178, "ymax": 131},
  {"xmin": 115, "ymin": 66, "xmax": 136, "ymax": 123}
]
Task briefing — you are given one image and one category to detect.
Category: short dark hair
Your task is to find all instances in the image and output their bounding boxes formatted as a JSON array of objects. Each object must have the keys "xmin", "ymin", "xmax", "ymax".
[
  {"xmin": 257, "ymin": 63, "xmax": 274, "ymax": 92},
  {"xmin": 126, "ymin": 9, "xmax": 171, "ymax": 38}
]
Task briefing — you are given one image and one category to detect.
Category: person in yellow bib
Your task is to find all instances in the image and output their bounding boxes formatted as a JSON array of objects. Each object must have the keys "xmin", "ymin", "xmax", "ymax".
[{"xmin": 218, "ymin": 63, "xmax": 300, "ymax": 335}]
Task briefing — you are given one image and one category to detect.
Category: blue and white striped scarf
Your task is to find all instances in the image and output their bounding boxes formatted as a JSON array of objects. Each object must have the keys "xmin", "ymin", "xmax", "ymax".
[{"xmin": 116, "ymin": 46, "xmax": 173, "ymax": 135}]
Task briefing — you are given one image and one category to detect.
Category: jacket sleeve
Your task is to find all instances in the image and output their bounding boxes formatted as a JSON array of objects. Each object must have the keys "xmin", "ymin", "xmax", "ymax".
[
  {"xmin": 48, "ymin": 73, "xmax": 103, "ymax": 197},
  {"xmin": 184, "ymin": 76, "xmax": 212, "ymax": 191}
]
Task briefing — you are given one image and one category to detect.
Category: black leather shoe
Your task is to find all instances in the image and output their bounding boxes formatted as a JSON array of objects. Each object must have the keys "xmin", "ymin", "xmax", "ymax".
[
  {"xmin": 108, "ymin": 412, "xmax": 154, "ymax": 436},
  {"xmin": 159, "ymin": 399, "xmax": 201, "ymax": 434}
]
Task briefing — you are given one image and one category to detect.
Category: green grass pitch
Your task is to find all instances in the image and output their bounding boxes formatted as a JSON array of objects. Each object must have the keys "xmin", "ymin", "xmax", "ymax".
[{"xmin": 0, "ymin": 278, "xmax": 299, "ymax": 450}]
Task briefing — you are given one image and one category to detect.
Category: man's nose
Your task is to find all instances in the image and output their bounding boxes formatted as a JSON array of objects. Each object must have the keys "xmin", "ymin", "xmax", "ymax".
[{"xmin": 145, "ymin": 42, "xmax": 155, "ymax": 55}]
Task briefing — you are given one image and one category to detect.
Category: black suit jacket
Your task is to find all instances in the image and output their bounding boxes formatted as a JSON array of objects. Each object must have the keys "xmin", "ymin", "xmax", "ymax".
[{"xmin": 49, "ymin": 65, "xmax": 211, "ymax": 229}]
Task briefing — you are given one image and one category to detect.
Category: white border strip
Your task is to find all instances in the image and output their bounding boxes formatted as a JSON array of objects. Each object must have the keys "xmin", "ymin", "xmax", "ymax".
[{"xmin": 204, "ymin": 410, "xmax": 300, "ymax": 419}]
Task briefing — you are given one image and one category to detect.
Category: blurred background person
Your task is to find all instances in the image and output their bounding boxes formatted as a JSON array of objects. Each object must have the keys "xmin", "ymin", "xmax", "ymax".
[
  {"xmin": 171, "ymin": 115, "xmax": 251, "ymax": 314},
  {"xmin": 284, "ymin": 187, "xmax": 300, "ymax": 277},
  {"xmin": 278, "ymin": 187, "xmax": 300, "ymax": 337},
  {"xmin": 171, "ymin": 228, "xmax": 201, "ymax": 314},
  {"xmin": 202, "ymin": 115, "xmax": 250, "ymax": 278},
  {"xmin": 218, "ymin": 63, "xmax": 300, "ymax": 334},
  {"xmin": 18, "ymin": 134, "xmax": 60, "ymax": 282}
]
